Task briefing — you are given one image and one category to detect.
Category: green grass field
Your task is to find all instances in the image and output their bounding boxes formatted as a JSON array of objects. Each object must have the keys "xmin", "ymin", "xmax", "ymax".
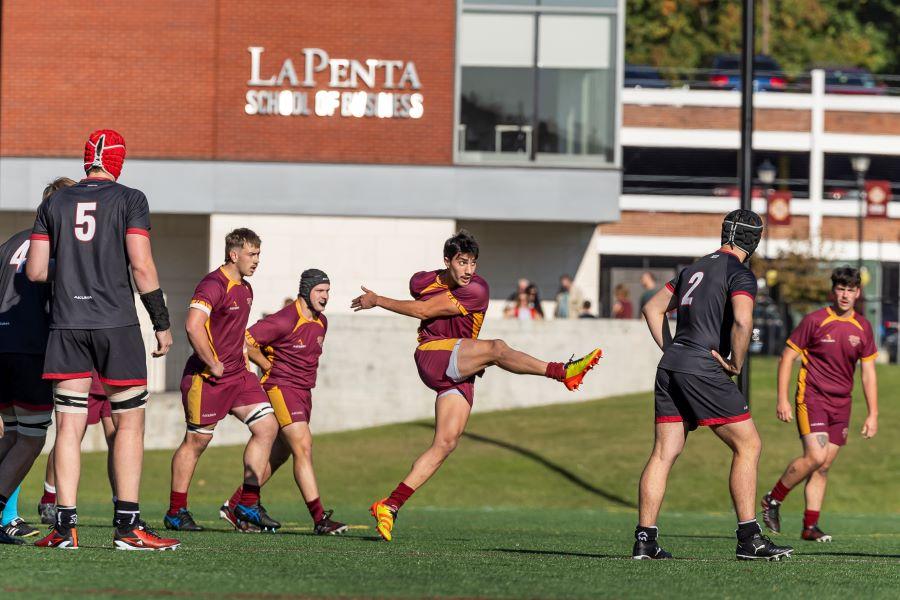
[{"xmin": 3, "ymin": 357, "xmax": 898, "ymax": 599}]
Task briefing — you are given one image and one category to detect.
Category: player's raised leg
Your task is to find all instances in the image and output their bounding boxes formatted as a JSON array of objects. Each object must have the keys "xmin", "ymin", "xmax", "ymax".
[
  {"xmin": 633, "ymin": 421, "xmax": 687, "ymax": 559},
  {"xmin": 801, "ymin": 442, "xmax": 840, "ymax": 542},
  {"xmin": 454, "ymin": 338, "xmax": 602, "ymax": 391},
  {"xmin": 372, "ymin": 392, "xmax": 470, "ymax": 541}
]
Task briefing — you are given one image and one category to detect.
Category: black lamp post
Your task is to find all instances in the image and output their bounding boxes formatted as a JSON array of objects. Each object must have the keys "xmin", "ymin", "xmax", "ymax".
[{"xmin": 850, "ymin": 155, "xmax": 870, "ymax": 272}]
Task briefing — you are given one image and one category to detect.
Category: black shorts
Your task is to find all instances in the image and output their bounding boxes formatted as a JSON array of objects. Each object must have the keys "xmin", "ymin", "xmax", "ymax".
[
  {"xmin": 0, "ymin": 353, "xmax": 53, "ymax": 412},
  {"xmin": 654, "ymin": 368, "xmax": 750, "ymax": 428},
  {"xmin": 43, "ymin": 326, "xmax": 147, "ymax": 386}
]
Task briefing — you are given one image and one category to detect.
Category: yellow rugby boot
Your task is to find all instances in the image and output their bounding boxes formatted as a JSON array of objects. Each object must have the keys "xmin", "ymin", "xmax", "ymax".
[
  {"xmin": 563, "ymin": 348, "xmax": 603, "ymax": 391},
  {"xmin": 370, "ymin": 499, "xmax": 397, "ymax": 542}
]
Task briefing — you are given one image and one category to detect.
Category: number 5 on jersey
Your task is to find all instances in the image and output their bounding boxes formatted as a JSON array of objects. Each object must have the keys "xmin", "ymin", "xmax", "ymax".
[
  {"xmin": 681, "ymin": 272, "xmax": 704, "ymax": 306},
  {"xmin": 74, "ymin": 202, "xmax": 97, "ymax": 242}
]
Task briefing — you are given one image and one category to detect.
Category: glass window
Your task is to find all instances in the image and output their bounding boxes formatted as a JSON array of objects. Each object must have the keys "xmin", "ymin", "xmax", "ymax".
[
  {"xmin": 460, "ymin": 67, "xmax": 534, "ymax": 159},
  {"xmin": 457, "ymin": 8, "xmax": 618, "ymax": 167}
]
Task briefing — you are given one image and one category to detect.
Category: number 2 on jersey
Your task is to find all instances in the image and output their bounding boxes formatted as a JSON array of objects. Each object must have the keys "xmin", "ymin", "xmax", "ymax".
[
  {"xmin": 681, "ymin": 272, "xmax": 704, "ymax": 306},
  {"xmin": 74, "ymin": 202, "xmax": 97, "ymax": 241}
]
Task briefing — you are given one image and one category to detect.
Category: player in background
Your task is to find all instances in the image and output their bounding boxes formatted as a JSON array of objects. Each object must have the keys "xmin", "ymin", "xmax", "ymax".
[
  {"xmin": 635, "ymin": 210, "xmax": 792, "ymax": 561},
  {"xmin": 220, "ymin": 269, "xmax": 347, "ymax": 535},
  {"xmin": 0, "ymin": 177, "xmax": 76, "ymax": 544},
  {"xmin": 27, "ymin": 130, "xmax": 178, "ymax": 550},
  {"xmin": 352, "ymin": 230, "xmax": 602, "ymax": 541},
  {"xmin": 761, "ymin": 267, "xmax": 878, "ymax": 542},
  {"xmin": 164, "ymin": 229, "xmax": 280, "ymax": 533},
  {"xmin": 39, "ymin": 373, "xmax": 117, "ymax": 525}
]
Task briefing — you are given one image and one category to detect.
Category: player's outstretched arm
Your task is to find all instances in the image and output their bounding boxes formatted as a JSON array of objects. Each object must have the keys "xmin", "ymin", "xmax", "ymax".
[
  {"xmin": 775, "ymin": 346, "xmax": 799, "ymax": 422},
  {"xmin": 25, "ymin": 238, "xmax": 51, "ymax": 282},
  {"xmin": 711, "ymin": 294, "xmax": 754, "ymax": 376},
  {"xmin": 351, "ymin": 286, "xmax": 460, "ymax": 320},
  {"xmin": 860, "ymin": 359, "xmax": 878, "ymax": 438},
  {"xmin": 126, "ymin": 234, "xmax": 173, "ymax": 357},
  {"xmin": 641, "ymin": 286, "xmax": 676, "ymax": 351}
]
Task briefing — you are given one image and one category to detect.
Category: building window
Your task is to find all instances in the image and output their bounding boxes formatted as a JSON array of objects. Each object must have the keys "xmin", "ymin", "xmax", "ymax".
[{"xmin": 458, "ymin": 5, "xmax": 618, "ymax": 167}]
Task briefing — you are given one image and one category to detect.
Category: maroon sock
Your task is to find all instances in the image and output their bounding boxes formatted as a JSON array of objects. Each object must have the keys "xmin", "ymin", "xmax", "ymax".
[
  {"xmin": 168, "ymin": 491, "xmax": 187, "ymax": 516},
  {"xmin": 40, "ymin": 491, "xmax": 57, "ymax": 505},
  {"xmin": 306, "ymin": 497, "xmax": 325, "ymax": 523},
  {"xmin": 769, "ymin": 479, "xmax": 791, "ymax": 503},
  {"xmin": 386, "ymin": 482, "xmax": 415, "ymax": 511},
  {"xmin": 545, "ymin": 362, "xmax": 566, "ymax": 381},
  {"xmin": 240, "ymin": 483, "xmax": 261, "ymax": 507},
  {"xmin": 227, "ymin": 486, "xmax": 242, "ymax": 511},
  {"xmin": 803, "ymin": 510, "xmax": 820, "ymax": 529}
]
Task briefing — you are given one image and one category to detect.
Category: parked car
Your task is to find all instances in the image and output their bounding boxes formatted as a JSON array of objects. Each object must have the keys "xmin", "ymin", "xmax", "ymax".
[
  {"xmin": 624, "ymin": 64, "xmax": 669, "ymax": 89},
  {"xmin": 823, "ymin": 67, "xmax": 885, "ymax": 95},
  {"xmin": 709, "ymin": 54, "xmax": 786, "ymax": 92}
]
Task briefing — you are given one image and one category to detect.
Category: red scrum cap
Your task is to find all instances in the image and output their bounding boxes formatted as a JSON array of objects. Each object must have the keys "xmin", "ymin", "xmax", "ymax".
[{"xmin": 83, "ymin": 129, "xmax": 126, "ymax": 179}]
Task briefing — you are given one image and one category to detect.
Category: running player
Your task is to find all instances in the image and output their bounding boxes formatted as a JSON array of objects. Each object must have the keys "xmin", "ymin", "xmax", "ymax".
[
  {"xmin": 164, "ymin": 229, "xmax": 280, "ymax": 533},
  {"xmin": 351, "ymin": 230, "xmax": 602, "ymax": 541},
  {"xmin": 0, "ymin": 177, "xmax": 75, "ymax": 544},
  {"xmin": 39, "ymin": 373, "xmax": 116, "ymax": 526},
  {"xmin": 27, "ymin": 130, "xmax": 178, "ymax": 550},
  {"xmin": 633, "ymin": 210, "xmax": 792, "ymax": 561},
  {"xmin": 220, "ymin": 269, "xmax": 346, "ymax": 535},
  {"xmin": 761, "ymin": 267, "xmax": 878, "ymax": 542}
]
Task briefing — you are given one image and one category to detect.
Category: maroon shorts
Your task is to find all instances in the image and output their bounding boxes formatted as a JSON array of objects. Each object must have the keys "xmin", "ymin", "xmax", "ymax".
[
  {"xmin": 413, "ymin": 340, "xmax": 475, "ymax": 406},
  {"xmin": 87, "ymin": 394, "xmax": 111, "ymax": 425},
  {"xmin": 263, "ymin": 383, "xmax": 311, "ymax": 428},
  {"xmin": 180, "ymin": 369, "xmax": 268, "ymax": 427},
  {"xmin": 797, "ymin": 394, "xmax": 850, "ymax": 446}
]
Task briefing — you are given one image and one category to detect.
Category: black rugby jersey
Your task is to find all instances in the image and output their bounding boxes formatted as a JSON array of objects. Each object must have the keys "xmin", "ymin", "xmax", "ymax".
[
  {"xmin": 658, "ymin": 249, "xmax": 757, "ymax": 376},
  {"xmin": 31, "ymin": 178, "xmax": 151, "ymax": 329},
  {"xmin": 0, "ymin": 229, "xmax": 51, "ymax": 354}
]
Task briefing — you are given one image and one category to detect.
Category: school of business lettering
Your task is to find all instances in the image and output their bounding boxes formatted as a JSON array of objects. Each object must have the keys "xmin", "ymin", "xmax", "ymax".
[{"xmin": 245, "ymin": 47, "xmax": 424, "ymax": 119}]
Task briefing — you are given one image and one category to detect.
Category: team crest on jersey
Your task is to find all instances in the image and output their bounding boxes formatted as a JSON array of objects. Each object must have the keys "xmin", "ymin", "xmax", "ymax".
[
  {"xmin": 822, "ymin": 333, "xmax": 836, "ymax": 343},
  {"xmin": 848, "ymin": 335, "xmax": 861, "ymax": 347}
]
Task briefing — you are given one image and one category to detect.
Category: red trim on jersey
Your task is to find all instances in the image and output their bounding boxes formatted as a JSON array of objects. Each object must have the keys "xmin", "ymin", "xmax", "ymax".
[
  {"xmin": 655, "ymin": 416, "xmax": 684, "ymax": 423},
  {"xmin": 719, "ymin": 248, "xmax": 741, "ymax": 258},
  {"xmin": 42, "ymin": 371, "xmax": 92, "ymax": 380},
  {"xmin": 697, "ymin": 412, "xmax": 751, "ymax": 426},
  {"xmin": 29, "ymin": 233, "xmax": 50, "ymax": 241},
  {"xmin": 731, "ymin": 291, "xmax": 755, "ymax": 300},
  {"xmin": 81, "ymin": 176, "xmax": 112, "ymax": 182},
  {"xmin": 125, "ymin": 228, "xmax": 150, "ymax": 238},
  {"xmin": 98, "ymin": 377, "xmax": 147, "ymax": 386},
  {"xmin": 665, "ymin": 282, "xmax": 675, "ymax": 293}
]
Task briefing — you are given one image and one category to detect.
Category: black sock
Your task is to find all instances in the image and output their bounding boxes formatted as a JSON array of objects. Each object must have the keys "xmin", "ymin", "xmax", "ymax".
[
  {"xmin": 57, "ymin": 505, "xmax": 77, "ymax": 530},
  {"xmin": 635, "ymin": 525, "xmax": 658, "ymax": 542},
  {"xmin": 114, "ymin": 500, "xmax": 140, "ymax": 530},
  {"xmin": 737, "ymin": 519, "xmax": 762, "ymax": 542},
  {"xmin": 0, "ymin": 493, "xmax": 8, "ymax": 513}
]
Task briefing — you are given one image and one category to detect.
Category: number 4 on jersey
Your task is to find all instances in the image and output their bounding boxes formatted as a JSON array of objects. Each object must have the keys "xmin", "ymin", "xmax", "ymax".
[
  {"xmin": 681, "ymin": 272, "xmax": 704, "ymax": 306},
  {"xmin": 9, "ymin": 240, "xmax": 29, "ymax": 272},
  {"xmin": 74, "ymin": 202, "xmax": 97, "ymax": 241}
]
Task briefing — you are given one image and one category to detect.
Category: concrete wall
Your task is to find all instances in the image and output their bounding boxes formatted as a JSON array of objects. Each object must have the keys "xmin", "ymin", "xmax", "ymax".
[{"xmin": 64, "ymin": 315, "xmax": 661, "ymax": 452}]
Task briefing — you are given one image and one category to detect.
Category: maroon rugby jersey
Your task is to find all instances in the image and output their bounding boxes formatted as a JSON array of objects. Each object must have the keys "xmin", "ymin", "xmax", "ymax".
[
  {"xmin": 787, "ymin": 307, "xmax": 877, "ymax": 406},
  {"xmin": 185, "ymin": 268, "xmax": 253, "ymax": 378},
  {"xmin": 409, "ymin": 270, "xmax": 489, "ymax": 344},
  {"xmin": 245, "ymin": 301, "xmax": 327, "ymax": 390}
]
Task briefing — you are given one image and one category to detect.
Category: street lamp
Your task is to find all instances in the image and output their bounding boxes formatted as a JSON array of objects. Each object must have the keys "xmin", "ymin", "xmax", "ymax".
[
  {"xmin": 850, "ymin": 155, "xmax": 870, "ymax": 271},
  {"xmin": 757, "ymin": 159, "xmax": 777, "ymax": 258}
]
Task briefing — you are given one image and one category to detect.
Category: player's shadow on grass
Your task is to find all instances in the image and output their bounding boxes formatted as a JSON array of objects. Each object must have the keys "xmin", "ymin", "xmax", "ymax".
[
  {"xmin": 415, "ymin": 424, "xmax": 636, "ymax": 509},
  {"xmin": 665, "ymin": 533, "xmax": 732, "ymax": 540},
  {"xmin": 808, "ymin": 551, "xmax": 900, "ymax": 559},
  {"xmin": 492, "ymin": 548, "xmax": 622, "ymax": 560}
]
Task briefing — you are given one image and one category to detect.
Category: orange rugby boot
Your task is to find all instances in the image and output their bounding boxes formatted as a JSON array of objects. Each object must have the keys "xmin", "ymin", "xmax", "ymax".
[
  {"xmin": 34, "ymin": 526, "xmax": 78, "ymax": 549},
  {"xmin": 370, "ymin": 499, "xmax": 398, "ymax": 542},
  {"xmin": 114, "ymin": 520, "xmax": 180, "ymax": 551},
  {"xmin": 562, "ymin": 348, "xmax": 603, "ymax": 391}
]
